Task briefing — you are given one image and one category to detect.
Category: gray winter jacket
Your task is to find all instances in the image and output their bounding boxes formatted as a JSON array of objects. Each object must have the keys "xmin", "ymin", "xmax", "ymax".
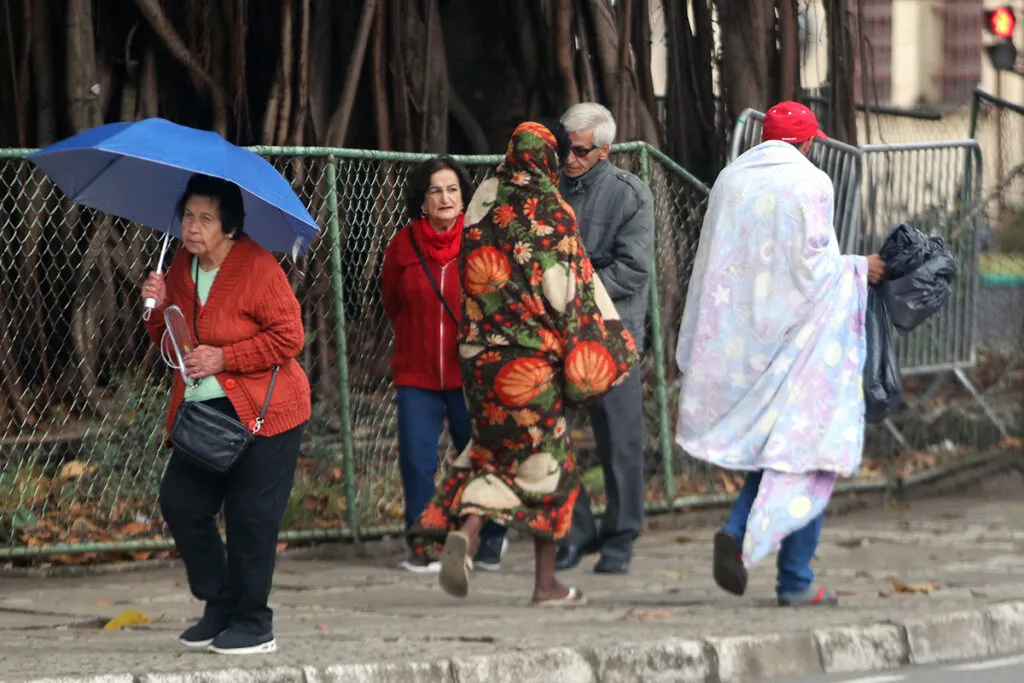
[{"xmin": 560, "ymin": 159, "xmax": 655, "ymax": 351}]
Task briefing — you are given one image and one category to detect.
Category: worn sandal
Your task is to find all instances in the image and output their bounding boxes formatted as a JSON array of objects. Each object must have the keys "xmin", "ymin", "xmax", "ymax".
[
  {"xmin": 439, "ymin": 531, "xmax": 474, "ymax": 598},
  {"xmin": 532, "ymin": 586, "xmax": 588, "ymax": 607}
]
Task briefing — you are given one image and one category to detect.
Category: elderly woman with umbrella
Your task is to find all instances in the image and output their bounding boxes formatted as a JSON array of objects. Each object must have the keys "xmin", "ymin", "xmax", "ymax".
[{"xmin": 29, "ymin": 120, "xmax": 319, "ymax": 655}]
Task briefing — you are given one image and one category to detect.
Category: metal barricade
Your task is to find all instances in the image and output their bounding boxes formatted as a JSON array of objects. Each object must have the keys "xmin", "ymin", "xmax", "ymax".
[{"xmin": 857, "ymin": 141, "xmax": 982, "ymax": 376}]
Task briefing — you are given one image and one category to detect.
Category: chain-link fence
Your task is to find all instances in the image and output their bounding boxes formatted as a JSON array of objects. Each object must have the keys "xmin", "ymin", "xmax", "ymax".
[
  {"xmin": 0, "ymin": 143, "xmax": 720, "ymax": 561},
  {"xmin": 4, "ymin": 118, "xmax": 1020, "ymax": 562},
  {"xmin": 964, "ymin": 88, "xmax": 1024, "ymax": 462}
]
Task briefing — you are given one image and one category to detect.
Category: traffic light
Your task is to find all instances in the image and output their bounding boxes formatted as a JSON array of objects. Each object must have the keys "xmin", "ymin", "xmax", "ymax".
[{"xmin": 985, "ymin": 6, "xmax": 1018, "ymax": 71}]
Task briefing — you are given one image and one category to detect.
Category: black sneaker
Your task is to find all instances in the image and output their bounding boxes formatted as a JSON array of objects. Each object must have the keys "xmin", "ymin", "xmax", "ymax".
[
  {"xmin": 178, "ymin": 611, "xmax": 231, "ymax": 648},
  {"xmin": 208, "ymin": 627, "xmax": 277, "ymax": 655},
  {"xmin": 474, "ymin": 535, "xmax": 509, "ymax": 572}
]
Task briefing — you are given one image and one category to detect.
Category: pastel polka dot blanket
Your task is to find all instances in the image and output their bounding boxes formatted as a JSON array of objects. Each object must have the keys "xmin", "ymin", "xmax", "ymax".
[{"xmin": 674, "ymin": 140, "xmax": 869, "ymax": 567}]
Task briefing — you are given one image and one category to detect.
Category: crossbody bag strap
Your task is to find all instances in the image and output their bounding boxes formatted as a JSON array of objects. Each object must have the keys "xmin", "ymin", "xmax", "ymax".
[
  {"xmin": 252, "ymin": 366, "xmax": 280, "ymax": 434},
  {"xmin": 408, "ymin": 227, "xmax": 459, "ymax": 326}
]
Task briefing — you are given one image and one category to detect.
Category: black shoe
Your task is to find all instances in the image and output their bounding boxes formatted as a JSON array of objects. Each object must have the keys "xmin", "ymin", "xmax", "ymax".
[
  {"xmin": 593, "ymin": 554, "xmax": 630, "ymax": 574},
  {"xmin": 555, "ymin": 544, "xmax": 582, "ymax": 571},
  {"xmin": 208, "ymin": 627, "xmax": 277, "ymax": 655},
  {"xmin": 713, "ymin": 530, "xmax": 748, "ymax": 596},
  {"xmin": 555, "ymin": 541, "xmax": 596, "ymax": 571},
  {"xmin": 178, "ymin": 609, "xmax": 232, "ymax": 648},
  {"xmin": 474, "ymin": 535, "xmax": 509, "ymax": 572}
]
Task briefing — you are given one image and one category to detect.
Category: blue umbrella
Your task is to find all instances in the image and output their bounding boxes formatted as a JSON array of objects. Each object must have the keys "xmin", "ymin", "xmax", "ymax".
[{"xmin": 28, "ymin": 118, "xmax": 319, "ymax": 306}]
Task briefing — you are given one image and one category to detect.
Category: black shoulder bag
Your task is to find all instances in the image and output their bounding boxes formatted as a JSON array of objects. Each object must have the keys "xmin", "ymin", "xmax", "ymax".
[
  {"xmin": 408, "ymin": 227, "xmax": 459, "ymax": 325},
  {"xmin": 169, "ymin": 259, "xmax": 280, "ymax": 473}
]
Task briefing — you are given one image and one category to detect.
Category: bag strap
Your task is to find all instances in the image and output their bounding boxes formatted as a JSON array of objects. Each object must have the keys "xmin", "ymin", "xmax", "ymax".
[
  {"xmin": 408, "ymin": 227, "xmax": 459, "ymax": 326},
  {"xmin": 193, "ymin": 258, "xmax": 280, "ymax": 434},
  {"xmin": 252, "ymin": 366, "xmax": 280, "ymax": 434}
]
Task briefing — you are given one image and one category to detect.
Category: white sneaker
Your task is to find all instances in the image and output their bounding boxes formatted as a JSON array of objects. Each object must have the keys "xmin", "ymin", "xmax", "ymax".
[{"xmin": 398, "ymin": 558, "xmax": 441, "ymax": 574}]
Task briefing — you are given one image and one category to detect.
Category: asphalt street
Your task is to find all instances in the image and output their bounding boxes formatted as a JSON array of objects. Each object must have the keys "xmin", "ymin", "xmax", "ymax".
[{"xmin": 775, "ymin": 654, "xmax": 1024, "ymax": 683}]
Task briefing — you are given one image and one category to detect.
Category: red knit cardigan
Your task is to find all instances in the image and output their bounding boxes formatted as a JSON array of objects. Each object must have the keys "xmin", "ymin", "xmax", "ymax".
[{"xmin": 145, "ymin": 236, "xmax": 311, "ymax": 439}]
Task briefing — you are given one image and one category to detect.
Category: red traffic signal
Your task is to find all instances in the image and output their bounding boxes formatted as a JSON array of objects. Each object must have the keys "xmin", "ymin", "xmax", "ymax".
[{"xmin": 987, "ymin": 6, "xmax": 1016, "ymax": 40}]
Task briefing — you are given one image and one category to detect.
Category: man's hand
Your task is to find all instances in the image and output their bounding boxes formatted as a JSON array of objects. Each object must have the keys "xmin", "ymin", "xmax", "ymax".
[
  {"xmin": 867, "ymin": 254, "xmax": 885, "ymax": 285},
  {"xmin": 184, "ymin": 345, "xmax": 226, "ymax": 380}
]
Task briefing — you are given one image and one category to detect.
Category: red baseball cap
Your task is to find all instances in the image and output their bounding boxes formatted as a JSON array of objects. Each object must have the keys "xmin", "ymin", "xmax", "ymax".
[{"xmin": 762, "ymin": 101, "xmax": 827, "ymax": 143}]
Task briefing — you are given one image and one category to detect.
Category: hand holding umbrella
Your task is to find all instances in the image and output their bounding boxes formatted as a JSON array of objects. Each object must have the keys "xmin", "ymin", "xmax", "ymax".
[{"xmin": 28, "ymin": 117, "xmax": 320, "ymax": 320}]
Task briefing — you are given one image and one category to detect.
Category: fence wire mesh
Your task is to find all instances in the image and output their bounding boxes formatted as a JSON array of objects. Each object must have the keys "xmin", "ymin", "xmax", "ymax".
[
  {"xmin": 3, "ymin": 112, "xmax": 1020, "ymax": 561},
  {"xmin": 0, "ymin": 144, "xmax": 721, "ymax": 561}
]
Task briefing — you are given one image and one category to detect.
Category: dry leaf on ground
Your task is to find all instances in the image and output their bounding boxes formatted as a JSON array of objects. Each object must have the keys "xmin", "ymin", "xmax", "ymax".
[
  {"xmin": 892, "ymin": 580, "xmax": 941, "ymax": 594},
  {"xmin": 103, "ymin": 610, "xmax": 150, "ymax": 630}
]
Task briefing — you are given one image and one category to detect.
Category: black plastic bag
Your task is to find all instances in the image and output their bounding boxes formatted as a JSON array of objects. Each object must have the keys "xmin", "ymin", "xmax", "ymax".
[
  {"xmin": 879, "ymin": 224, "xmax": 946, "ymax": 279},
  {"xmin": 883, "ymin": 257, "xmax": 957, "ymax": 333},
  {"xmin": 863, "ymin": 287, "xmax": 901, "ymax": 424},
  {"xmin": 878, "ymin": 224, "xmax": 956, "ymax": 333}
]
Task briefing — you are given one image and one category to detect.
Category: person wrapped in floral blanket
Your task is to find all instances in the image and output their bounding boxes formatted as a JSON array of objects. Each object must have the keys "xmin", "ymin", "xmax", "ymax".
[{"xmin": 408, "ymin": 120, "xmax": 639, "ymax": 606}]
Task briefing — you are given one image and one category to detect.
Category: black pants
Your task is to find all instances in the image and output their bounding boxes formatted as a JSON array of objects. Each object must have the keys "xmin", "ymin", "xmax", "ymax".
[
  {"xmin": 564, "ymin": 369, "xmax": 645, "ymax": 560},
  {"xmin": 160, "ymin": 398, "xmax": 303, "ymax": 635}
]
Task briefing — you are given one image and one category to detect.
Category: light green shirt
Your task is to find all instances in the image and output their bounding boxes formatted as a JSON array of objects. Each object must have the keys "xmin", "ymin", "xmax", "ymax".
[{"xmin": 184, "ymin": 256, "xmax": 227, "ymax": 403}]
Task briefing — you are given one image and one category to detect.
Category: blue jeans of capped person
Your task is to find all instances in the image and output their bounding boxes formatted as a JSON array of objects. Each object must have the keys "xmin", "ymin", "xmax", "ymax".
[
  {"xmin": 396, "ymin": 387, "xmax": 505, "ymax": 544},
  {"xmin": 723, "ymin": 470, "xmax": 825, "ymax": 597}
]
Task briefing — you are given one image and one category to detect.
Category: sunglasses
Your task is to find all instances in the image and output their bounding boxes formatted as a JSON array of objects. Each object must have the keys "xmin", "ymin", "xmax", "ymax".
[{"xmin": 570, "ymin": 145, "xmax": 598, "ymax": 158}]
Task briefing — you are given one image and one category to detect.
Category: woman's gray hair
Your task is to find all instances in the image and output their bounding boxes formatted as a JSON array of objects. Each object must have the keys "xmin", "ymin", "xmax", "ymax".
[{"xmin": 560, "ymin": 103, "xmax": 617, "ymax": 147}]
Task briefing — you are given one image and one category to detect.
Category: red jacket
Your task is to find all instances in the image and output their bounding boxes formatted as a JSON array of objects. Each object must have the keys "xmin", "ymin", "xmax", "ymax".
[
  {"xmin": 381, "ymin": 224, "xmax": 462, "ymax": 391},
  {"xmin": 145, "ymin": 236, "xmax": 312, "ymax": 439}
]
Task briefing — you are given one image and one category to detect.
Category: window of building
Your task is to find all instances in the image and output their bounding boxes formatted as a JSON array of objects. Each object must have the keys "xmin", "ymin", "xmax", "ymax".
[{"xmin": 937, "ymin": 0, "xmax": 983, "ymax": 107}]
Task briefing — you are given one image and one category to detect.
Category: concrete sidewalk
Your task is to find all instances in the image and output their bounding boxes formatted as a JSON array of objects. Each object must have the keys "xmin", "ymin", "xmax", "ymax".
[{"xmin": 3, "ymin": 476, "xmax": 1024, "ymax": 683}]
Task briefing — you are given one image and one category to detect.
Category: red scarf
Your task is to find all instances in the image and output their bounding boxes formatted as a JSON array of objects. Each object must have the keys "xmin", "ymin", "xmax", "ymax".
[{"xmin": 412, "ymin": 215, "xmax": 464, "ymax": 264}]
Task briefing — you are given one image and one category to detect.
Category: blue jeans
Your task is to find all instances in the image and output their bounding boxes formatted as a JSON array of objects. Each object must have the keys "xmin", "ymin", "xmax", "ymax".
[
  {"xmin": 395, "ymin": 387, "xmax": 505, "ymax": 542},
  {"xmin": 723, "ymin": 471, "xmax": 824, "ymax": 597}
]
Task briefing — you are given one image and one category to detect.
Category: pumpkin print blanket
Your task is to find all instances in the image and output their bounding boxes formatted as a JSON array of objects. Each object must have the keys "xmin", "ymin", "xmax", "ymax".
[
  {"xmin": 674, "ymin": 140, "xmax": 869, "ymax": 567},
  {"xmin": 408, "ymin": 122, "xmax": 639, "ymax": 554}
]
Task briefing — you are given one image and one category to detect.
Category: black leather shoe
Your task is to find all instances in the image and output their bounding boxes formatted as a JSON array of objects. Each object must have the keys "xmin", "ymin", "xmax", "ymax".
[
  {"xmin": 593, "ymin": 554, "xmax": 630, "ymax": 574},
  {"xmin": 555, "ymin": 543, "xmax": 589, "ymax": 571}
]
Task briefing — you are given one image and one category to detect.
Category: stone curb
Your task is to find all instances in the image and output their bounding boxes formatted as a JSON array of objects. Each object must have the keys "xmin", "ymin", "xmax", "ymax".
[{"xmin": 10, "ymin": 600, "xmax": 1024, "ymax": 683}]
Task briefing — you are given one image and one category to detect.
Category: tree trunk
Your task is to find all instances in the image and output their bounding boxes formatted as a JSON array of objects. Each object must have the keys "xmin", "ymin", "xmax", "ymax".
[
  {"xmin": 718, "ymin": 0, "xmax": 772, "ymax": 119},
  {"xmin": 274, "ymin": 0, "xmax": 294, "ymax": 145},
  {"xmin": 66, "ymin": 0, "xmax": 102, "ymax": 132},
  {"xmin": 30, "ymin": 0, "xmax": 57, "ymax": 145},
  {"xmin": 825, "ymin": 0, "xmax": 857, "ymax": 144},
  {"xmin": 135, "ymin": 0, "xmax": 230, "ymax": 136},
  {"xmin": 326, "ymin": 0, "xmax": 380, "ymax": 147},
  {"xmin": 776, "ymin": 0, "xmax": 801, "ymax": 102},
  {"xmin": 289, "ymin": 0, "xmax": 311, "ymax": 145},
  {"xmin": 554, "ymin": 0, "xmax": 579, "ymax": 111}
]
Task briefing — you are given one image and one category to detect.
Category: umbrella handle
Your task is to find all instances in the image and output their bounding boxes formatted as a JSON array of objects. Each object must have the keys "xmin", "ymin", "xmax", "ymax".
[{"xmin": 142, "ymin": 233, "xmax": 172, "ymax": 322}]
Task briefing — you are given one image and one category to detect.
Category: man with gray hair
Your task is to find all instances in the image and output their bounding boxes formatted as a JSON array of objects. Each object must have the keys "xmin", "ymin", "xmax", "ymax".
[{"xmin": 555, "ymin": 102, "xmax": 654, "ymax": 574}]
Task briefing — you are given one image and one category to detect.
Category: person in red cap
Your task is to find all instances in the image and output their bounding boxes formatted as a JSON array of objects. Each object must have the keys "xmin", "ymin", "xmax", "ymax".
[{"xmin": 674, "ymin": 101, "xmax": 886, "ymax": 608}]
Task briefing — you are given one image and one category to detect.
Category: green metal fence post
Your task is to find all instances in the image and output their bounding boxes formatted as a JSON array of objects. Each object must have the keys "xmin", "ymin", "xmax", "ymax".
[
  {"xmin": 639, "ymin": 144, "xmax": 677, "ymax": 505},
  {"xmin": 325, "ymin": 157, "xmax": 360, "ymax": 541},
  {"xmin": 969, "ymin": 88, "xmax": 982, "ymax": 139}
]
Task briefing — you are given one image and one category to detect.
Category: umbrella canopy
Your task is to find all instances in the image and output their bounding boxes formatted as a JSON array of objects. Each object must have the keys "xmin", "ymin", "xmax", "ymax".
[{"xmin": 28, "ymin": 118, "xmax": 319, "ymax": 258}]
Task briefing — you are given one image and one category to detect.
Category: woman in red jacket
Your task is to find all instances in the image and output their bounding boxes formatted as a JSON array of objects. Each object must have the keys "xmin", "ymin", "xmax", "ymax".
[
  {"xmin": 141, "ymin": 174, "xmax": 310, "ymax": 655},
  {"xmin": 381, "ymin": 156, "xmax": 507, "ymax": 573}
]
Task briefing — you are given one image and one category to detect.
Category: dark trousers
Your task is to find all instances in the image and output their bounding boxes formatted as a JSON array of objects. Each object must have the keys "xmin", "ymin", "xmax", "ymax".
[
  {"xmin": 159, "ymin": 398, "xmax": 303, "ymax": 635},
  {"xmin": 396, "ymin": 386, "xmax": 504, "ymax": 543},
  {"xmin": 564, "ymin": 369, "xmax": 645, "ymax": 560}
]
